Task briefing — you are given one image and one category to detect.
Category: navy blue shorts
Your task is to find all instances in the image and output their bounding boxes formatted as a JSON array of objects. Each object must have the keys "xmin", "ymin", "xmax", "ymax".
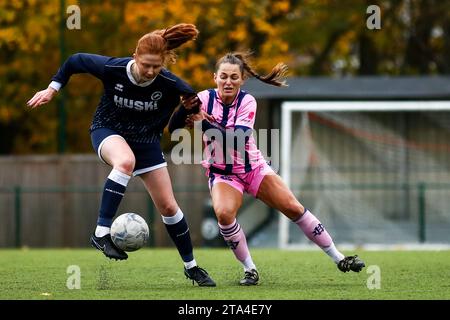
[{"xmin": 90, "ymin": 128, "xmax": 166, "ymax": 176}]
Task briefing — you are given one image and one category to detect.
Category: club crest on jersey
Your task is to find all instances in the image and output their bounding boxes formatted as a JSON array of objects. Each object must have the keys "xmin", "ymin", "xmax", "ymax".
[
  {"xmin": 114, "ymin": 83, "xmax": 124, "ymax": 92},
  {"xmin": 151, "ymin": 91, "xmax": 162, "ymax": 100}
]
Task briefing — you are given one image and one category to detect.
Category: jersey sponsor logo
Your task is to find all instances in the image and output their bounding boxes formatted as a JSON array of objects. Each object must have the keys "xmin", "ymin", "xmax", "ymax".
[
  {"xmin": 114, "ymin": 94, "xmax": 158, "ymax": 111},
  {"xmin": 115, "ymin": 83, "xmax": 124, "ymax": 92}
]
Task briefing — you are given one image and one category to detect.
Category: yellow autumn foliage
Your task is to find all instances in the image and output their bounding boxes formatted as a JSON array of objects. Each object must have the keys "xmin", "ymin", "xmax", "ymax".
[{"xmin": 0, "ymin": 0, "xmax": 448, "ymax": 153}]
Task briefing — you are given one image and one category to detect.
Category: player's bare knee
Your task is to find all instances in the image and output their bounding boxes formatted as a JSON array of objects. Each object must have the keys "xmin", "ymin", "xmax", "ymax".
[
  {"xmin": 114, "ymin": 157, "xmax": 135, "ymax": 175},
  {"xmin": 158, "ymin": 203, "xmax": 179, "ymax": 216},
  {"xmin": 214, "ymin": 207, "xmax": 235, "ymax": 225},
  {"xmin": 283, "ymin": 200, "xmax": 304, "ymax": 219}
]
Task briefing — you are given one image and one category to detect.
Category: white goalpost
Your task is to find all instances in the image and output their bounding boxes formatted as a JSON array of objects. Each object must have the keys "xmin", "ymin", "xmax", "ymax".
[{"xmin": 279, "ymin": 100, "xmax": 450, "ymax": 250}]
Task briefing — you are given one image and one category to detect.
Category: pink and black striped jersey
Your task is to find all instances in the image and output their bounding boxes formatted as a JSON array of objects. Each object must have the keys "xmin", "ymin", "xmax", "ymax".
[{"xmin": 198, "ymin": 89, "xmax": 266, "ymax": 174}]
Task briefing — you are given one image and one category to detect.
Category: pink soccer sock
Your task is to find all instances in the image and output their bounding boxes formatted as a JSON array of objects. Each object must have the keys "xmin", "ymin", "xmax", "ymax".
[
  {"xmin": 293, "ymin": 209, "xmax": 333, "ymax": 248},
  {"xmin": 219, "ymin": 220, "xmax": 252, "ymax": 265}
]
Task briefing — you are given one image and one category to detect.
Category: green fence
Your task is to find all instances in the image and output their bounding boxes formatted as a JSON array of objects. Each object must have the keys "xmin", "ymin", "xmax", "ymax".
[
  {"xmin": 0, "ymin": 185, "xmax": 208, "ymax": 247},
  {"xmin": 1, "ymin": 182, "xmax": 449, "ymax": 247}
]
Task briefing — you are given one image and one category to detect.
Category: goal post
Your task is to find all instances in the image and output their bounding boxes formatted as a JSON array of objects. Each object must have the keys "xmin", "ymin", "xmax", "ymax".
[{"xmin": 279, "ymin": 100, "xmax": 450, "ymax": 249}]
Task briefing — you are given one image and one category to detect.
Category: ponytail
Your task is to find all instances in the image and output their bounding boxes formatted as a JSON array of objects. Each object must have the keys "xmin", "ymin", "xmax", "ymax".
[
  {"xmin": 136, "ymin": 23, "xmax": 199, "ymax": 65},
  {"xmin": 216, "ymin": 51, "xmax": 288, "ymax": 87},
  {"xmin": 161, "ymin": 23, "xmax": 199, "ymax": 50}
]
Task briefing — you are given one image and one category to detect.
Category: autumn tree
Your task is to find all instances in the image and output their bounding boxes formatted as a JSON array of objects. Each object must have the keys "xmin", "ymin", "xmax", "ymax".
[{"xmin": 1, "ymin": 0, "xmax": 448, "ymax": 154}]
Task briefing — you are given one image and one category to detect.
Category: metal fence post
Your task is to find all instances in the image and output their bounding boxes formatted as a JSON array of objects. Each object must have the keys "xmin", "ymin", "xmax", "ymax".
[
  {"xmin": 14, "ymin": 186, "xmax": 22, "ymax": 247},
  {"xmin": 147, "ymin": 197, "xmax": 155, "ymax": 247},
  {"xmin": 418, "ymin": 182, "xmax": 426, "ymax": 243},
  {"xmin": 58, "ymin": 0, "xmax": 67, "ymax": 153}
]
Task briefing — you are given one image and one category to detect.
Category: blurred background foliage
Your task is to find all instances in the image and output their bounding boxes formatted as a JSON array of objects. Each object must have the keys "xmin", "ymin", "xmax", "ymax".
[{"xmin": 0, "ymin": 0, "xmax": 449, "ymax": 154}]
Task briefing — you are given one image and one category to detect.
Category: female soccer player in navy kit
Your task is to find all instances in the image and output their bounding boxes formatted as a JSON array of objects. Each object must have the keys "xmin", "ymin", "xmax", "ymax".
[
  {"xmin": 27, "ymin": 23, "xmax": 215, "ymax": 287},
  {"xmin": 170, "ymin": 52, "xmax": 365, "ymax": 285}
]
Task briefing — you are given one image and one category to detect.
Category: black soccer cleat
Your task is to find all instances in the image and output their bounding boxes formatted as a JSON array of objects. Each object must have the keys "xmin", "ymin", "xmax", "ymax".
[
  {"xmin": 337, "ymin": 255, "xmax": 365, "ymax": 273},
  {"xmin": 90, "ymin": 233, "xmax": 128, "ymax": 261},
  {"xmin": 184, "ymin": 266, "xmax": 216, "ymax": 287},
  {"xmin": 239, "ymin": 269, "xmax": 259, "ymax": 286}
]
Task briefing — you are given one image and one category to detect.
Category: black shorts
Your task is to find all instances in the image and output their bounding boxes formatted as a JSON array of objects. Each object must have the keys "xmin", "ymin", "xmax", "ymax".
[{"xmin": 90, "ymin": 128, "xmax": 166, "ymax": 176}]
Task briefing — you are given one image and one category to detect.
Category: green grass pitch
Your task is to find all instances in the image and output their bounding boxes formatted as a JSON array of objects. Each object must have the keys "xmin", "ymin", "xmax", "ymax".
[{"xmin": 0, "ymin": 248, "xmax": 449, "ymax": 300}]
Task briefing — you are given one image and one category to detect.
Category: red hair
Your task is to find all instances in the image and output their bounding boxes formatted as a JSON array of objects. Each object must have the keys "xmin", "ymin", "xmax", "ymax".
[{"xmin": 135, "ymin": 23, "xmax": 199, "ymax": 65}]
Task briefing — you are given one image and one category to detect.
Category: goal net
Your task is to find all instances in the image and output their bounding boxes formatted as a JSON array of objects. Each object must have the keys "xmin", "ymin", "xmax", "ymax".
[{"xmin": 279, "ymin": 101, "xmax": 450, "ymax": 249}]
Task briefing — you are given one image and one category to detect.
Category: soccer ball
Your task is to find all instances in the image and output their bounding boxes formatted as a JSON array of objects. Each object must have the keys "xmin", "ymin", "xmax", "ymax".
[{"xmin": 110, "ymin": 213, "xmax": 149, "ymax": 252}]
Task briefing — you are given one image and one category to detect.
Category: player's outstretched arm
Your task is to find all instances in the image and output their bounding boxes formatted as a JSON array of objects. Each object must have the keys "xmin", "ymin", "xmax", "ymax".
[
  {"xmin": 27, "ymin": 86, "xmax": 58, "ymax": 109},
  {"xmin": 168, "ymin": 94, "xmax": 203, "ymax": 133}
]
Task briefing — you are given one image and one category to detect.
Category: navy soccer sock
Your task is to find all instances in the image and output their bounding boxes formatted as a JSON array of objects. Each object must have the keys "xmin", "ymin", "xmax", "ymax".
[
  {"xmin": 97, "ymin": 169, "xmax": 131, "ymax": 227},
  {"xmin": 162, "ymin": 209, "xmax": 194, "ymax": 263}
]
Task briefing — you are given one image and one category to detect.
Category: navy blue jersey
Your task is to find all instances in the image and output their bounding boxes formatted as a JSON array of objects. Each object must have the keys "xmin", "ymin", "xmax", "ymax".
[{"xmin": 51, "ymin": 53, "xmax": 196, "ymax": 143}]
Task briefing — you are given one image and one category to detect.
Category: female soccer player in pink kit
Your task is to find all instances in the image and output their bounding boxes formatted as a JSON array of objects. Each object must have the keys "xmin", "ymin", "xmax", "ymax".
[{"xmin": 169, "ymin": 52, "xmax": 365, "ymax": 285}]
